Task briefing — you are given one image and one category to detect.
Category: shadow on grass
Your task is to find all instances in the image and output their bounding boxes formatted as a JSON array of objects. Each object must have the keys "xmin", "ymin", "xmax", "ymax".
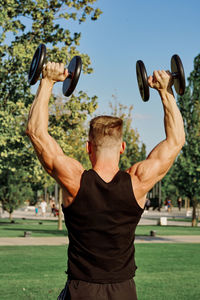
[
  {"xmin": 2, "ymin": 227, "xmax": 68, "ymax": 237},
  {"xmin": 0, "ymin": 218, "xmax": 62, "ymax": 224},
  {"xmin": 138, "ymin": 224, "xmax": 199, "ymax": 229}
]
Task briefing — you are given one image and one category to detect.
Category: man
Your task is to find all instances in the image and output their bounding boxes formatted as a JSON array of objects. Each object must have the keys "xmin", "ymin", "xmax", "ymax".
[
  {"xmin": 40, "ymin": 199, "xmax": 47, "ymax": 217},
  {"xmin": 26, "ymin": 62, "xmax": 185, "ymax": 299}
]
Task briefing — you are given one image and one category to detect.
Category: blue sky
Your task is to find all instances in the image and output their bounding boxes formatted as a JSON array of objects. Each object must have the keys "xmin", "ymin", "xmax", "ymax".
[
  {"xmin": 17, "ymin": 0, "xmax": 200, "ymax": 154},
  {"xmin": 68, "ymin": 0, "xmax": 200, "ymax": 154}
]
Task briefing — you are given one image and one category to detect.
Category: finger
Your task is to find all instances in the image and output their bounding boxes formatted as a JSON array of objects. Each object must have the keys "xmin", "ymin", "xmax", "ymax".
[
  {"xmin": 166, "ymin": 70, "xmax": 174, "ymax": 84},
  {"xmin": 158, "ymin": 70, "xmax": 169, "ymax": 79},
  {"xmin": 46, "ymin": 61, "xmax": 51, "ymax": 70},
  {"xmin": 158, "ymin": 70, "xmax": 164, "ymax": 76},
  {"xmin": 55, "ymin": 62, "xmax": 60, "ymax": 70},
  {"xmin": 46, "ymin": 62, "xmax": 55, "ymax": 72},
  {"xmin": 153, "ymin": 70, "xmax": 161, "ymax": 82},
  {"xmin": 51, "ymin": 62, "xmax": 56, "ymax": 70},
  {"xmin": 59, "ymin": 63, "xmax": 65, "ymax": 74},
  {"xmin": 166, "ymin": 70, "xmax": 171, "ymax": 76},
  {"xmin": 57, "ymin": 69, "xmax": 69, "ymax": 82},
  {"xmin": 163, "ymin": 70, "xmax": 173, "ymax": 81},
  {"xmin": 148, "ymin": 75, "xmax": 153, "ymax": 87},
  {"xmin": 64, "ymin": 69, "xmax": 69, "ymax": 78}
]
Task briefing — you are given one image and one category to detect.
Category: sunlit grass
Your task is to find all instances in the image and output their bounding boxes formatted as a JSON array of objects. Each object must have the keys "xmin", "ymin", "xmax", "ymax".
[{"xmin": 0, "ymin": 244, "xmax": 200, "ymax": 300}]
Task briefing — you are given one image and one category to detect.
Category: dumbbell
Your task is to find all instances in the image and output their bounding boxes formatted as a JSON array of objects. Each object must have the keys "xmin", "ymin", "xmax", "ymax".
[
  {"xmin": 136, "ymin": 55, "xmax": 185, "ymax": 101},
  {"xmin": 28, "ymin": 44, "xmax": 82, "ymax": 97}
]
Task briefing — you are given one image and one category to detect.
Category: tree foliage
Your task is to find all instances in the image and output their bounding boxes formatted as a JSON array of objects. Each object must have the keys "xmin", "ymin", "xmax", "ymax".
[
  {"xmin": 162, "ymin": 54, "xmax": 200, "ymax": 225},
  {"xmin": 109, "ymin": 101, "xmax": 146, "ymax": 170},
  {"xmin": 0, "ymin": 169, "xmax": 34, "ymax": 219},
  {"xmin": 176, "ymin": 55, "xmax": 200, "ymax": 196},
  {"xmin": 161, "ymin": 165, "xmax": 179, "ymax": 206},
  {"xmin": 0, "ymin": 0, "xmax": 102, "ymax": 213},
  {"xmin": 49, "ymin": 92, "xmax": 97, "ymax": 171}
]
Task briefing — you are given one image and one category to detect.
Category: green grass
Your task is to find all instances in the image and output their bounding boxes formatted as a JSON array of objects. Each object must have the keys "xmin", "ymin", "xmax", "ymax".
[
  {"xmin": 0, "ymin": 245, "xmax": 67, "ymax": 300},
  {"xmin": 0, "ymin": 244, "xmax": 200, "ymax": 299},
  {"xmin": 0, "ymin": 218, "xmax": 200, "ymax": 237},
  {"xmin": 135, "ymin": 225, "xmax": 200, "ymax": 236},
  {"xmin": 0, "ymin": 218, "xmax": 67, "ymax": 237},
  {"xmin": 168, "ymin": 218, "xmax": 192, "ymax": 222},
  {"xmin": 135, "ymin": 244, "xmax": 200, "ymax": 300}
]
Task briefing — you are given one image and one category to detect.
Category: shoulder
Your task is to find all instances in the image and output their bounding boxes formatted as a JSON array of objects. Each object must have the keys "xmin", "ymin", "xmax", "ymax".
[
  {"xmin": 125, "ymin": 164, "xmax": 150, "ymax": 209},
  {"xmin": 53, "ymin": 154, "xmax": 85, "ymax": 197}
]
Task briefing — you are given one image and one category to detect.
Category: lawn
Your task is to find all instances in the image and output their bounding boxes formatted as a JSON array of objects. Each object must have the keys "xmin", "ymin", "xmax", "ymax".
[
  {"xmin": 135, "ymin": 243, "xmax": 200, "ymax": 300},
  {"xmin": 168, "ymin": 218, "xmax": 192, "ymax": 222},
  {"xmin": 0, "ymin": 218, "xmax": 67, "ymax": 237},
  {"xmin": 0, "ymin": 245, "xmax": 67, "ymax": 300},
  {"xmin": 135, "ymin": 225, "xmax": 200, "ymax": 236},
  {"xmin": 0, "ymin": 218, "xmax": 200, "ymax": 237},
  {"xmin": 0, "ymin": 244, "xmax": 200, "ymax": 300}
]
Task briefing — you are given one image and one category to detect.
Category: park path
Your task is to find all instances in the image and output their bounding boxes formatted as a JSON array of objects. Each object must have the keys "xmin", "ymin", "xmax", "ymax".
[
  {"xmin": 1, "ymin": 207, "xmax": 199, "ymax": 246},
  {"xmin": 1, "ymin": 206, "xmax": 199, "ymax": 226},
  {"xmin": 1, "ymin": 235, "xmax": 200, "ymax": 246}
]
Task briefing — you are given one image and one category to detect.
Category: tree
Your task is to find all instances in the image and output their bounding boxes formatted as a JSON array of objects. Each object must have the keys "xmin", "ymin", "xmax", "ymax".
[
  {"xmin": 49, "ymin": 92, "xmax": 97, "ymax": 169},
  {"xmin": 0, "ymin": 100, "xmax": 37, "ymax": 216},
  {"xmin": 109, "ymin": 101, "xmax": 146, "ymax": 170},
  {"xmin": 0, "ymin": 169, "xmax": 34, "ymax": 220},
  {"xmin": 171, "ymin": 54, "xmax": 200, "ymax": 226},
  {"xmin": 0, "ymin": 1, "xmax": 102, "ymax": 212},
  {"xmin": 161, "ymin": 165, "xmax": 180, "ymax": 206}
]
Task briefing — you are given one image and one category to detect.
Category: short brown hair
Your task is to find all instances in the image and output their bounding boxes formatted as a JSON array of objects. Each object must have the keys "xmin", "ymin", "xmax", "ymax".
[{"xmin": 89, "ymin": 115, "xmax": 123, "ymax": 149}]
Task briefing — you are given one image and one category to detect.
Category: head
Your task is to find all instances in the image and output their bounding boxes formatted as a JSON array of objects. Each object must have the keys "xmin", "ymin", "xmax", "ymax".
[{"xmin": 87, "ymin": 115, "xmax": 126, "ymax": 162}]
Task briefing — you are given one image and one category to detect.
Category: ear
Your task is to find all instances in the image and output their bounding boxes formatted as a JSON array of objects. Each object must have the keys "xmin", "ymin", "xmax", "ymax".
[
  {"xmin": 86, "ymin": 141, "xmax": 92, "ymax": 154},
  {"xmin": 120, "ymin": 141, "xmax": 126, "ymax": 154}
]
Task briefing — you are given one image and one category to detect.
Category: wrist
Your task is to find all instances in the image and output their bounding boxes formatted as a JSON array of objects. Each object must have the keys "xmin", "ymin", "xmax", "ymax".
[
  {"xmin": 159, "ymin": 87, "xmax": 174, "ymax": 98},
  {"xmin": 40, "ymin": 77, "xmax": 55, "ymax": 89}
]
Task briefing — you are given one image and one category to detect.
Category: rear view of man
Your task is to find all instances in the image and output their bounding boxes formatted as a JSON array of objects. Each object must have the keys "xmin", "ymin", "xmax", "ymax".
[{"xmin": 26, "ymin": 63, "xmax": 185, "ymax": 299}]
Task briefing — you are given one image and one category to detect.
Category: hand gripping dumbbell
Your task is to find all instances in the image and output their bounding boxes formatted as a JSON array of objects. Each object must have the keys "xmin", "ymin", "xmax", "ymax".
[
  {"xmin": 136, "ymin": 55, "xmax": 185, "ymax": 101},
  {"xmin": 28, "ymin": 44, "xmax": 82, "ymax": 97}
]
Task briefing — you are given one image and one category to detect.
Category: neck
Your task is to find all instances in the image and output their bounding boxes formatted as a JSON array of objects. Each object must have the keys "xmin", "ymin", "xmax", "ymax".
[{"xmin": 91, "ymin": 150, "xmax": 120, "ymax": 174}]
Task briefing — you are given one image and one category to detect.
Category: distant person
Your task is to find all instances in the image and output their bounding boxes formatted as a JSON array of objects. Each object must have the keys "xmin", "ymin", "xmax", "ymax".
[
  {"xmin": 145, "ymin": 198, "xmax": 151, "ymax": 210},
  {"xmin": 35, "ymin": 204, "xmax": 39, "ymax": 216},
  {"xmin": 177, "ymin": 197, "xmax": 182, "ymax": 211},
  {"xmin": 26, "ymin": 62, "xmax": 185, "ymax": 299},
  {"xmin": 50, "ymin": 197, "xmax": 56, "ymax": 216},
  {"xmin": 40, "ymin": 200, "xmax": 47, "ymax": 217},
  {"xmin": 52, "ymin": 203, "xmax": 59, "ymax": 217},
  {"xmin": 164, "ymin": 199, "xmax": 168, "ymax": 211},
  {"xmin": 167, "ymin": 198, "xmax": 172, "ymax": 212}
]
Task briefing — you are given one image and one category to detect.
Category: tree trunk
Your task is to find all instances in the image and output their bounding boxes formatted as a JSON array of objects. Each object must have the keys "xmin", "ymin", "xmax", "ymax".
[
  {"xmin": 58, "ymin": 188, "xmax": 63, "ymax": 231},
  {"xmin": 34, "ymin": 190, "xmax": 38, "ymax": 205},
  {"xmin": 55, "ymin": 183, "xmax": 58, "ymax": 205},
  {"xmin": 9, "ymin": 212, "xmax": 13, "ymax": 221},
  {"xmin": 191, "ymin": 198, "xmax": 197, "ymax": 227}
]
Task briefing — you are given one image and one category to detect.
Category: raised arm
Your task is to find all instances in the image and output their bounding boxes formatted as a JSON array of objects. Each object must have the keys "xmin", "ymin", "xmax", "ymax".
[
  {"xmin": 128, "ymin": 70, "xmax": 185, "ymax": 208},
  {"xmin": 26, "ymin": 63, "xmax": 84, "ymax": 204}
]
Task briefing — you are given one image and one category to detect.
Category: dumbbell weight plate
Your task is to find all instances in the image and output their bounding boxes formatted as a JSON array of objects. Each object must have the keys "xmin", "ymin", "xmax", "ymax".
[
  {"xmin": 63, "ymin": 56, "xmax": 82, "ymax": 97},
  {"xmin": 171, "ymin": 54, "xmax": 185, "ymax": 96},
  {"xmin": 28, "ymin": 44, "xmax": 46, "ymax": 85},
  {"xmin": 136, "ymin": 60, "xmax": 150, "ymax": 102}
]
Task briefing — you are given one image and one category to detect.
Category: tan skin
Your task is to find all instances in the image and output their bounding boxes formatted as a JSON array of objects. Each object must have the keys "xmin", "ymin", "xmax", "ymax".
[{"xmin": 26, "ymin": 64, "xmax": 185, "ymax": 209}]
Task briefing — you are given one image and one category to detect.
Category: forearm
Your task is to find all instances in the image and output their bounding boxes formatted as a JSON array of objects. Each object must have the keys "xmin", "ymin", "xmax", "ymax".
[
  {"xmin": 159, "ymin": 88, "xmax": 185, "ymax": 146},
  {"xmin": 27, "ymin": 78, "xmax": 54, "ymax": 136}
]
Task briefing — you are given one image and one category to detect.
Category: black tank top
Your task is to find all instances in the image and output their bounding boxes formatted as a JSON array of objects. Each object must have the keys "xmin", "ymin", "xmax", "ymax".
[{"xmin": 62, "ymin": 169, "xmax": 144, "ymax": 283}]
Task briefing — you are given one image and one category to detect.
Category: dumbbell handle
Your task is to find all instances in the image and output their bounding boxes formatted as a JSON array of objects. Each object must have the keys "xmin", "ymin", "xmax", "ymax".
[
  {"xmin": 43, "ymin": 63, "xmax": 73, "ymax": 78},
  {"xmin": 171, "ymin": 72, "xmax": 180, "ymax": 79}
]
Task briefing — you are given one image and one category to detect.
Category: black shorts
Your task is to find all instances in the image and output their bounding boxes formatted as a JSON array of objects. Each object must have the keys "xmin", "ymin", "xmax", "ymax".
[{"xmin": 58, "ymin": 278, "xmax": 137, "ymax": 300}]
